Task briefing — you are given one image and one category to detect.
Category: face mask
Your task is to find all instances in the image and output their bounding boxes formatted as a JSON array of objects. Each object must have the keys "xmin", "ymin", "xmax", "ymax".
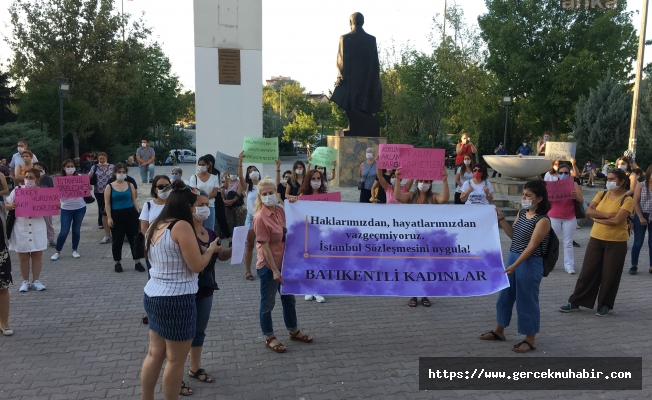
[
  {"xmin": 193, "ymin": 206, "xmax": 210, "ymax": 221},
  {"xmin": 521, "ymin": 199, "xmax": 534, "ymax": 210},
  {"xmin": 543, "ymin": 137, "xmax": 549, "ymax": 141},
  {"xmin": 473, "ymin": 172, "xmax": 482, "ymax": 180},
  {"xmin": 310, "ymin": 181, "xmax": 321, "ymax": 189},
  {"xmin": 523, "ymin": 143, "xmax": 527, "ymax": 146},
  {"xmin": 606, "ymin": 182, "xmax": 619, "ymax": 191},
  {"xmin": 417, "ymin": 183, "xmax": 430, "ymax": 192},
  {"xmin": 116, "ymin": 173, "xmax": 127, "ymax": 181},
  {"xmin": 24, "ymin": 179, "xmax": 36, "ymax": 187},
  {"xmin": 157, "ymin": 190, "xmax": 170, "ymax": 200},
  {"xmin": 141, "ymin": 143, "xmax": 147, "ymax": 148},
  {"xmin": 171, "ymin": 174, "xmax": 179, "ymax": 181},
  {"xmin": 619, "ymin": 164, "xmax": 628, "ymax": 171},
  {"xmin": 295, "ymin": 169, "xmax": 303, "ymax": 175},
  {"xmin": 390, "ymin": 178, "xmax": 396, "ymax": 185},
  {"xmin": 65, "ymin": 167, "xmax": 76, "ymax": 175},
  {"xmin": 559, "ymin": 173, "xmax": 569, "ymax": 180},
  {"xmin": 39, "ymin": 171, "xmax": 45, "ymax": 177},
  {"xmin": 99, "ymin": 161, "xmax": 107, "ymax": 166},
  {"xmin": 261, "ymin": 195, "xmax": 277, "ymax": 207},
  {"xmin": 17, "ymin": 147, "xmax": 24, "ymax": 153},
  {"xmin": 317, "ymin": 169, "xmax": 325, "ymax": 173},
  {"xmin": 463, "ymin": 159, "xmax": 471, "ymax": 165},
  {"xmin": 365, "ymin": 153, "xmax": 373, "ymax": 160},
  {"xmin": 198, "ymin": 166, "xmax": 207, "ymax": 173},
  {"xmin": 249, "ymin": 171, "xmax": 260, "ymax": 180},
  {"xmin": 553, "ymin": 165, "xmax": 559, "ymax": 171}
]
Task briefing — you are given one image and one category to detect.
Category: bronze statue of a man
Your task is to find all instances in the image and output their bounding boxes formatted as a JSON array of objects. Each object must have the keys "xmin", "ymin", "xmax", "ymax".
[{"xmin": 330, "ymin": 12, "xmax": 383, "ymax": 137}]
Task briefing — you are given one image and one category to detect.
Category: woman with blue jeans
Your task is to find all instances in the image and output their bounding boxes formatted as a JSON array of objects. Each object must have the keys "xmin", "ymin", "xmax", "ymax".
[
  {"xmin": 51, "ymin": 159, "xmax": 87, "ymax": 261},
  {"xmin": 253, "ymin": 176, "xmax": 313, "ymax": 353},
  {"xmin": 479, "ymin": 179, "xmax": 551, "ymax": 353},
  {"xmin": 630, "ymin": 165, "xmax": 652, "ymax": 275}
]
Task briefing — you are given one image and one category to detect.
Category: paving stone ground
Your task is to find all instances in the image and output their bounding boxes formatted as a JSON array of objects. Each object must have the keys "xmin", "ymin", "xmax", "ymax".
[{"xmin": 1, "ymin": 165, "xmax": 651, "ymax": 399}]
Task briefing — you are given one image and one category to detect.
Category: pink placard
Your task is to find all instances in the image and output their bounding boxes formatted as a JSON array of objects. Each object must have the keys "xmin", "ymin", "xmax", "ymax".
[
  {"xmin": 54, "ymin": 175, "xmax": 91, "ymax": 198},
  {"xmin": 546, "ymin": 178, "xmax": 575, "ymax": 201},
  {"xmin": 298, "ymin": 192, "xmax": 342, "ymax": 202},
  {"xmin": 14, "ymin": 187, "xmax": 61, "ymax": 217},
  {"xmin": 398, "ymin": 148, "xmax": 446, "ymax": 180},
  {"xmin": 378, "ymin": 144, "xmax": 413, "ymax": 169}
]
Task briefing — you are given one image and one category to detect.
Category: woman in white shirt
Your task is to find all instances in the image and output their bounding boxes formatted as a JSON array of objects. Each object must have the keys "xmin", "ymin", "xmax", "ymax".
[
  {"xmin": 459, "ymin": 164, "xmax": 494, "ymax": 205},
  {"xmin": 189, "ymin": 156, "xmax": 220, "ymax": 232},
  {"xmin": 140, "ymin": 175, "xmax": 171, "ymax": 235},
  {"xmin": 455, "ymin": 154, "xmax": 474, "ymax": 204},
  {"xmin": 4, "ymin": 168, "xmax": 47, "ymax": 292},
  {"xmin": 51, "ymin": 160, "xmax": 87, "ymax": 261}
]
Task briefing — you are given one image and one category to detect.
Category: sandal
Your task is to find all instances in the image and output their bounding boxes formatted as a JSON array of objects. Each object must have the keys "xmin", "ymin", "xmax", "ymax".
[
  {"xmin": 649, "ymin": 267, "xmax": 652, "ymax": 274},
  {"xmin": 408, "ymin": 297, "xmax": 418, "ymax": 307},
  {"xmin": 512, "ymin": 340, "xmax": 536, "ymax": 353},
  {"xmin": 478, "ymin": 330, "xmax": 505, "ymax": 341},
  {"xmin": 421, "ymin": 297, "xmax": 431, "ymax": 307},
  {"xmin": 289, "ymin": 329, "xmax": 313, "ymax": 343},
  {"xmin": 188, "ymin": 368, "xmax": 214, "ymax": 383},
  {"xmin": 180, "ymin": 380, "xmax": 193, "ymax": 396},
  {"xmin": 245, "ymin": 271, "xmax": 254, "ymax": 281},
  {"xmin": 265, "ymin": 335, "xmax": 287, "ymax": 353}
]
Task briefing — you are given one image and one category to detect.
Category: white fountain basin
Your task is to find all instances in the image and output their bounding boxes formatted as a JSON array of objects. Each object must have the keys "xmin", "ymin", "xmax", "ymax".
[{"xmin": 483, "ymin": 155, "xmax": 551, "ymax": 180}]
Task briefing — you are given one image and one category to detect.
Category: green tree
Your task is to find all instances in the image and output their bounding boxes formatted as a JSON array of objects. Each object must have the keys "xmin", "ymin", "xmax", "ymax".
[
  {"xmin": 283, "ymin": 111, "xmax": 318, "ymax": 146},
  {"xmin": 0, "ymin": 122, "xmax": 58, "ymax": 168},
  {"xmin": 478, "ymin": 0, "xmax": 637, "ymax": 134},
  {"xmin": 570, "ymin": 75, "xmax": 631, "ymax": 161},
  {"xmin": 177, "ymin": 90, "xmax": 196, "ymax": 122},
  {"xmin": 0, "ymin": 71, "xmax": 18, "ymax": 125}
]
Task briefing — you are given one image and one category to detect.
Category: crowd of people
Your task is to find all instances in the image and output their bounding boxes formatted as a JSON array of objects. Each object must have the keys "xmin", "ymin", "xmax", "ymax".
[{"xmin": 1, "ymin": 134, "xmax": 651, "ymax": 397}]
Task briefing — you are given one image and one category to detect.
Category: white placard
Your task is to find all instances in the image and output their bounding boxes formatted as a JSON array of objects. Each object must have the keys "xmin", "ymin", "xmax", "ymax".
[
  {"xmin": 545, "ymin": 142, "xmax": 576, "ymax": 161},
  {"xmin": 230, "ymin": 226, "xmax": 249, "ymax": 265}
]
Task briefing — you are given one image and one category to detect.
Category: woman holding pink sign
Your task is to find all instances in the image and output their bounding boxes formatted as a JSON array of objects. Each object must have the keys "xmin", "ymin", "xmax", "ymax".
[
  {"xmin": 4, "ymin": 168, "xmax": 47, "ymax": 292},
  {"xmin": 51, "ymin": 159, "xmax": 87, "ymax": 261}
]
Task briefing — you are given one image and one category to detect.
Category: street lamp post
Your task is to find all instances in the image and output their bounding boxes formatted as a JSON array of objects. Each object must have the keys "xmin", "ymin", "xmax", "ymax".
[
  {"xmin": 502, "ymin": 90, "xmax": 513, "ymax": 150},
  {"xmin": 56, "ymin": 77, "xmax": 70, "ymax": 166}
]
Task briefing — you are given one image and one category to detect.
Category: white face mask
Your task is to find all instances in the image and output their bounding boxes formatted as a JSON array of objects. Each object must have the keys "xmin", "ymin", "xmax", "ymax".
[
  {"xmin": 39, "ymin": 171, "xmax": 45, "ymax": 177},
  {"xmin": 606, "ymin": 181, "xmax": 619, "ymax": 191},
  {"xmin": 65, "ymin": 167, "xmax": 76, "ymax": 175},
  {"xmin": 317, "ymin": 169, "xmax": 325, "ymax": 173},
  {"xmin": 17, "ymin": 146, "xmax": 24, "ymax": 153},
  {"xmin": 99, "ymin": 161, "xmax": 107, "ymax": 166},
  {"xmin": 619, "ymin": 164, "xmax": 628, "ymax": 171},
  {"xmin": 157, "ymin": 190, "xmax": 170, "ymax": 200},
  {"xmin": 193, "ymin": 206, "xmax": 210, "ymax": 221},
  {"xmin": 366, "ymin": 153, "xmax": 374, "ymax": 160},
  {"xmin": 521, "ymin": 199, "xmax": 534, "ymax": 210},
  {"xmin": 295, "ymin": 169, "xmax": 303, "ymax": 175},
  {"xmin": 553, "ymin": 165, "xmax": 559, "ymax": 171},
  {"xmin": 24, "ymin": 179, "xmax": 36, "ymax": 187},
  {"xmin": 198, "ymin": 166, "xmax": 207, "ymax": 173},
  {"xmin": 417, "ymin": 182, "xmax": 430, "ymax": 192},
  {"xmin": 390, "ymin": 178, "xmax": 396, "ymax": 185},
  {"xmin": 463, "ymin": 159, "xmax": 471, "ymax": 165},
  {"xmin": 116, "ymin": 173, "xmax": 127, "ymax": 181},
  {"xmin": 141, "ymin": 143, "xmax": 147, "ymax": 148},
  {"xmin": 261, "ymin": 195, "xmax": 277, "ymax": 206},
  {"xmin": 310, "ymin": 181, "xmax": 321, "ymax": 189},
  {"xmin": 249, "ymin": 171, "xmax": 260, "ymax": 181}
]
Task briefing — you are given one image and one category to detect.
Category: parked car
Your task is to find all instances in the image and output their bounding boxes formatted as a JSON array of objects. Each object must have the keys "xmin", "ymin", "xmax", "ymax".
[
  {"xmin": 184, "ymin": 123, "xmax": 196, "ymax": 130},
  {"xmin": 295, "ymin": 144, "xmax": 316, "ymax": 154},
  {"xmin": 169, "ymin": 149, "xmax": 197, "ymax": 163}
]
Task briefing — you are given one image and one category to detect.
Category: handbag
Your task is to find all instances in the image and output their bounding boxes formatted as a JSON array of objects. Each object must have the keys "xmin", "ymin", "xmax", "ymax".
[
  {"xmin": 225, "ymin": 190, "xmax": 244, "ymax": 207},
  {"xmin": 84, "ymin": 196, "xmax": 96, "ymax": 204},
  {"xmin": 5, "ymin": 209, "xmax": 15, "ymax": 240},
  {"xmin": 358, "ymin": 181, "xmax": 364, "ymax": 190},
  {"xmin": 574, "ymin": 200, "xmax": 585, "ymax": 219},
  {"xmin": 133, "ymin": 232, "xmax": 145, "ymax": 259}
]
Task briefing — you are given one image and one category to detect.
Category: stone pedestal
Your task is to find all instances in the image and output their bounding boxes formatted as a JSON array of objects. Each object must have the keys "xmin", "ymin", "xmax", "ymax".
[{"xmin": 328, "ymin": 133, "xmax": 387, "ymax": 187}]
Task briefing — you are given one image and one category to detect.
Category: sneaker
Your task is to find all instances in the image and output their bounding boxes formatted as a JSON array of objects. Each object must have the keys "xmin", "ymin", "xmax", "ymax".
[
  {"xmin": 559, "ymin": 302, "xmax": 579, "ymax": 313},
  {"xmin": 572, "ymin": 241, "xmax": 580, "ymax": 248},
  {"xmin": 566, "ymin": 269, "xmax": 576, "ymax": 274},
  {"xmin": 135, "ymin": 262, "xmax": 146, "ymax": 272},
  {"xmin": 50, "ymin": 253, "xmax": 60, "ymax": 261},
  {"xmin": 0, "ymin": 326, "xmax": 13, "ymax": 336},
  {"xmin": 629, "ymin": 266, "xmax": 638, "ymax": 275},
  {"xmin": 72, "ymin": 251, "xmax": 81, "ymax": 258},
  {"xmin": 315, "ymin": 295, "xmax": 326, "ymax": 303},
  {"xmin": 596, "ymin": 306, "xmax": 610, "ymax": 317},
  {"xmin": 304, "ymin": 295, "xmax": 314, "ymax": 301},
  {"xmin": 115, "ymin": 263, "xmax": 123, "ymax": 273},
  {"xmin": 18, "ymin": 280, "xmax": 30, "ymax": 292},
  {"xmin": 98, "ymin": 225, "xmax": 104, "ymax": 229},
  {"xmin": 100, "ymin": 236, "xmax": 111, "ymax": 244},
  {"xmin": 32, "ymin": 280, "xmax": 46, "ymax": 291}
]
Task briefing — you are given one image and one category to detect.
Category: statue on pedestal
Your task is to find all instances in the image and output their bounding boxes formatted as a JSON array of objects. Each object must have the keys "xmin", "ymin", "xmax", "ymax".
[{"xmin": 330, "ymin": 12, "xmax": 383, "ymax": 137}]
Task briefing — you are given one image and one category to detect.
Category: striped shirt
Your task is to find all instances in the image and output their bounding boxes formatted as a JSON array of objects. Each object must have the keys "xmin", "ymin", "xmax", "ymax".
[
  {"xmin": 639, "ymin": 181, "xmax": 652, "ymax": 214},
  {"xmin": 509, "ymin": 210, "xmax": 550, "ymax": 257},
  {"xmin": 144, "ymin": 222, "xmax": 198, "ymax": 297}
]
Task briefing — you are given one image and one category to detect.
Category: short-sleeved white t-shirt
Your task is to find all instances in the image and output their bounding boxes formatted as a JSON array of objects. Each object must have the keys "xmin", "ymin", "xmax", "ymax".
[
  {"xmin": 461, "ymin": 180, "xmax": 494, "ymax": 205},
  {"xmin": 139, "ymin": 200, "xmax": 165, "ymax": 223},
  {"xmin": 190, "ymin": 174, "xmax": 219, "ymax": 207}
]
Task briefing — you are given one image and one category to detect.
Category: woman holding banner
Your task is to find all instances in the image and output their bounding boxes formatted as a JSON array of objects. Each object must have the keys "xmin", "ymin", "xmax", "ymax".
[
  {"xmin": 373, "ymin": 168, "xmax": 412, "ymax": 204},
  {"xmin": 481, "ymin": 179, "xmax": 551, "ymax": 353},
  {"xmin": 358, "ymin": 148, "xmax": 377, "ymax": 203},
  {"xmin": 50, "ymin": 160, "xmax": 87, "ymax": 261},
  {"xmin": 254, "ymin": 176, "xmax": 313, "ymax": 353},
  {"xmin": 393, "ymin": 168, "xmax": 450, "ymax": 307},
  {"xmin": 544, "ymin": 163, "xmax": 583, "ymax": 274},
  {"xmin": 459, "ymin": 164, "xmax": 494, "ymax": 205},
  {"xmin": 5, "ymin": 168, "xmax": 48, "ymax": 292},
  {"xmin": 454, "ymin": 154, "xmax": 474, "ymax": 204}
]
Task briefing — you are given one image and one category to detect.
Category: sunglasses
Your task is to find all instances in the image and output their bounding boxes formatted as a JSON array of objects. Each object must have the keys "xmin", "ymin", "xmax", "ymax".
[
  {"xmin": 155, "ymin": 185, "xmax": 167, "ymax": 190},
  {"xmin": 473, "ymin": 169, "xmax": 482, "ymax": 172}
]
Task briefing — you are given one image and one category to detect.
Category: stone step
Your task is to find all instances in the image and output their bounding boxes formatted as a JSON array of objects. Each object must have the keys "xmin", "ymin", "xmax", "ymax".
[{"xmin": 498, "ymin": 206, "xmax": 518, "ymax": 217}]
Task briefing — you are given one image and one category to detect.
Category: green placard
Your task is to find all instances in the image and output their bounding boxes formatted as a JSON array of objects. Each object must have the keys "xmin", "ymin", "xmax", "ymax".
[
  {"xmin": 310, "ymin": 147, "xmax": 337, "ymax": 168},
  {"xmin": 242, "ymin": 137, "xmax": 279, "ymax": 164}
]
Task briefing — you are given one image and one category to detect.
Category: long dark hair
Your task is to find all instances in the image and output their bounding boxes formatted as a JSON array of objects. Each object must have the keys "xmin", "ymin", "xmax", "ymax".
[
  {"xmin": 472, "ymin": 163, "xmax": 488, "ymax": 181},
  {"xmin": 290, "ymin": 161, "xmax": 306, "ymax": 186},
  {"xmin": 548, "ymin": 159, "xmax": 560, "ymax": 175},
  {"xmin": 616, "ymin": 156, "xmax": 633, "ymax": 174},
  {"xmin": 113, "ymin": 162, "xmax": 128, "ymax": 176},
  {"xmin": 60, "ymin": 159, "xmax": 78, "ymax": 176},
  {"xmin": 645, "ymin": 165, "xmax": 652, "ymax": 193},
  {"xmin": 202, "ymin": 154, "xmax": 221, "ymax": 177},
  {"xmin": 524, "ymin": 179, "xmax": 551, "ymax": 215},
  {"xmin": 245, "ymin": 165, "xmax": 259, "ymax": 192},
  {"xmin": 150, "ymin": 175, "xmax": 171, "ymax": 198},
  {"xmin": 145, "ymin": 179, "xmax": 199, "ymax": 259},
  {"xmin": 299, "ymin": 169, "xmax": 327, "ymax": 195},
  {"xmin": 410, "ymin": 180, "xmax": 435, "ymax": 204}
]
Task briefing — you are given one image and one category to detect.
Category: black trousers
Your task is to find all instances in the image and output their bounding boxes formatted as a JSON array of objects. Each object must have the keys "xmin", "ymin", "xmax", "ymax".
[
  {"xmin": 95, "ymin": 192, "xmax": 105, "ymax": 227},
  {"xmin": 110, "ymin": 207, "xmax": 139, "ymax": 262},
  {"xmin": 214, "ymin": 193, "xmax": 232, "ymax": 238}
]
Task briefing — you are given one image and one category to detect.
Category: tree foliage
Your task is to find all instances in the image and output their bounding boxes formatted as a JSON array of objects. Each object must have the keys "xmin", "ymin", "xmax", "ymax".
[
  {"xmin": 0, "ymin": 122, "xmax": 58, "ymax": 164},
  {"xmin": 0, "ymin": 71, "xmax": 19, "ymax": 125},
  {"xmin": 283, "ymin": 111, "xmax": 318, "ymax": 146}
]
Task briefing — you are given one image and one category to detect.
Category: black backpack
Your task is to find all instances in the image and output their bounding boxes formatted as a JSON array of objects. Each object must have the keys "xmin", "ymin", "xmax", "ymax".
[{"xmin": 530, "ymin": 212, "xmax": 559, "ymax": 277}]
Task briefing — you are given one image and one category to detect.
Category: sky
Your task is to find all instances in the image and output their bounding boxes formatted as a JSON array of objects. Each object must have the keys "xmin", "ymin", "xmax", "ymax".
[{"xmin": 0, "ymin": 0, "xmax": 650, "ymax": 94}]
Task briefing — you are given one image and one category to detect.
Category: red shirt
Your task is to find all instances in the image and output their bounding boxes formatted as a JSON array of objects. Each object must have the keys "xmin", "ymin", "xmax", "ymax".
[
  {"xmin": 80, "ymin": 152, "xmax": 90, "ymax": 162},
  {"xmin": 253, "ymin": 205, "xmax": 286, "ymax": 270},
  {"xmin": 455, "ymin": 144, "xmax": 473, "ymax": 165}
]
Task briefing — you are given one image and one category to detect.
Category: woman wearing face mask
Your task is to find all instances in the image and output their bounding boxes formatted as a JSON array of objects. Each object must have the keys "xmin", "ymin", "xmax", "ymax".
[
  {"xmin": 14, "ymin": 150, "xmax": 36, "ymax": 184},
  {"xmin": 202, "ymin": 154, "xmax": 233, "ymax": 246},
  {"xmin": 358, "ymin": 148, "xmax": 377, "ymax": 203},
  {"xmin": 630, "ymin": 165, "xmax": 652, "ymax": 276},
  {"xmin": 50, "ymin": 160, "xmax": 87, "ymax": 261},
  {"xmin": 276, "ymin": 170, "xmax": 292, "ymax": 204},
  {"xmin": 285, "ymin": 160, "xmax": 307, "ymax": 199},
  {"xmin": 545, "ymin": 164, "xmax": 583, "ymax": 274},
  {"xmin": 140, "ymin": 175, "xmax": 172, "ymax": 236},
  {"xmin": 89, "ymin": 152, "xmax": 114, "ymax": 243},
  {"xmin": 454, "ymin": 154, "xmax": 474, "ymax": 204},
  {"xmin": 393, "ymin": 168, "xmax": 450, "ymax": 307},
  {"xmin": 459, "ymin": 164, "xmax": 494, "ymax": 205},
  {"xmin": 190, "ymin": 156, "xmax": 221, "ymax": 232},
  {"xmin": 373, "ymin": 168, "xmax": 413, "ymax": 204},
  {"xmin": 481, "ymin": 180, "xmax": 551, "ymax": 353},
  {"xmin": 560, "ymin": 169, "xmax": 633, "ymax": 317},
  {"xmin": 105, "ymin": 163, "xmax": 143, "ymax": 273},
  {"xmin": 615, "ymin": 156, "xmax": 637, "ymax": 196},
  {"xmin": 170, "ymin": 167, "xmax": 190, "ymax": 186},
  {"xmin": 307, "ymin": 158, "xmax": 337, "ymax": 190},
  {"xmin": 4, "ymin": 168, "xmax": 48, "ymax": 292},
  {"xmin": 33, "ymin": 162, "xmax": 56, "ymax": 247},
  {"xmin": 223, "ymin": 173, "xmax": 247, "ymax": 230},
  {"xmin": 254, "ymin": 176, "xmax": 313, "ymax": 353}
]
